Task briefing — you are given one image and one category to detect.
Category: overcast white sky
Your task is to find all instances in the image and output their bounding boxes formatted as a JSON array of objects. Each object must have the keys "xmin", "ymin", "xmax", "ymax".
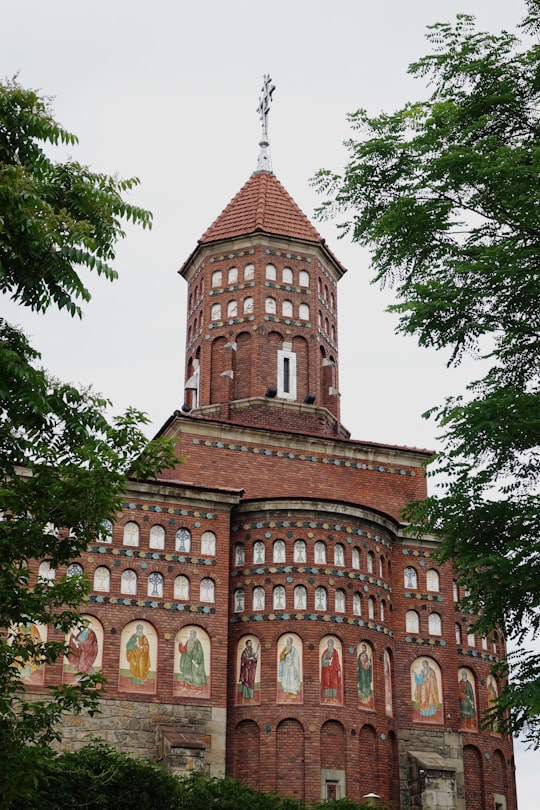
[{"xmin": 2, "ymin": 1, "xmax": 537, "ymax": 805}]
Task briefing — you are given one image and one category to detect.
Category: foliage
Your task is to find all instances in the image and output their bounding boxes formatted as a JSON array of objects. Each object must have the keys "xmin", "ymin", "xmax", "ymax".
[
  {"xmin": 0, "ymin": 78, "xmax": 177, "ymax": 806},
  {"xmin": 13, "ymin": 744, "xmax": 392, "ymax": 810},
  {"xmin": 0, "ymin": 77, "xmax": 151, "ymax": 317},
  {"xmin": 313, "ymin": 2, "xmax": 540, "ymax": 743}
]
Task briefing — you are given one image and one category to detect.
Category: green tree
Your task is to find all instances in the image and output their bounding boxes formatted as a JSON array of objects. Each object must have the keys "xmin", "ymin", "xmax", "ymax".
[
  {"xmin": 0, "ymin": 78, "xmax": 176, "ymax": 806},
  {"xmin": 16, "ymin": 742, "xmax": 393, "ymax": 810},
  {"xmin": 313, "ymin": 2, "xmax": 540, "ymax": 743}
]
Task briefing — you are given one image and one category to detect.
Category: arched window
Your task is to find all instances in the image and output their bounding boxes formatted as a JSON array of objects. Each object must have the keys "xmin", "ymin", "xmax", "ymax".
[
  {"xmin": 426, "ymin": 569, "xmax": 440, "ymax": 592},
  {"xmin": 455, "ymin": 623, "xmax": 462, "ymax": 644},
  {"xmin": 324, "ymin": 284, "xmax": 329, "ymax": 300},
  {"xmin": 273, "ymin": 585, "xmax": 286, "ymax": 610},
  {"xmin": 467, "ymin": 629, "xmax": 476, "ymax": 647},
  {"xmin": 98, "ymin": 519, "xmax": 113, "ymax": 543},
  {"xmin": 211, "ymin": 303, "xmax": 222, "ymax": 321},
  {"xmin": 352, "ymin": 547, "xmax": 360, "ymax": 570},
  {"xmin": 315, "ymin": 586, "xmax": 327, "ymax": 610},
  {"xmin": 227, "ymin": 300, "xmax": 238, "ymax": 318},
  {"xmin": 353, "ymin": 592, "xmax": 362, "ymax": 616},
  {"xmin": 211, "ymin": 270, "xmax": 222, "ymax": 287},
  {"xmin": 380, "ymin": 600, "xmax": 386, "ymax": 622},
  {"xmin": 406, "ymin": 610, "xmax": 420, "ymax": 633},
  {"xmin": 253, "ymin": 541, "xmax": 265, "ymax": 564},
  {"xmin": 299, "ymin": 303, "xmax": 309, "ymax": 320},
  {"xmin": 335, "ymin": 589, "xmax": 345, "ymax": 613},
  {"xmin": 200, "ymin": 578, "xmax": 215, "ymax": 602},
  {"xmin": 175, "ymin": 528, "xmax": 191, "ymax": 553},
  {"xmin": 244, "ymin": 263, "xmax": 254, "ymax": 280},
  {"xmin": 404, "ymin": 566, "xmax": 418, "ymax": 589},
  {"xmin": 282, "ymin": 299, "xmax": 293, "ymax": 317},
  {"xmin": 187, "ymin": 324, "xmax": 192, "ymax": 342},
  {"xmin": 334, "ymin": 543, "xmax": 345, "ymax": 566},
  {"xmin": 324, "ymin": 317, "xmax": 329, "ymax": 334},
  {"xmin": 123, "ymin": 522, "xmax": 139, "ymax": 547},
  {"xmin": 453, "ymin": 581, "xmax": 459, "ymax": 602},
  {"xmin": 148, "ymin": 572, "xmax": 164, "ymax": 597},
  {"xmin": 273, "ymin": 540, "xmax": 286, "ymax": 563},
  {"xmin": 243, "ymin": 296, "xmax": 254, "ymax": 314},
  {"xmin": 379, "ymin": 557, "xmax": 384, "ymax": 578},
  {"xmin": 294, "ymin": 585, "xmax": 307, "ymax": 609},
  {"xmin": 121, "ymin": 569, "xmax": 137, "ymax": 595},
  {"xmin": 253, "ymin": 586, "xmax": 265, "ymax": 610},
  {"xmin": 265, "ymin": 297, "xmax": 276, "ymax": 314},
  {"xmin": 201, "ymin": 531, "xmax": 216, "ymax": 556},
  {"xmin": 367, "ymin": 551, "xmax": 374, "ymax": 574},
  {"xmin": 314, "ymin": 541, "xmax": 326, "ymax": 564},
  {"xmin": 149, "ymin": 525, "xmax": 165, "ymax": 550},
  {"xmin": 368, "ymin": 596, "xmax": 375, "ymax": 620},
  {"xmin": 299, "ymin": 270, "xmax": 309, "ymax": 287},
  {"xmin": 38, "ymin": 561, "xmax": 55, "ymax": 582},
  {"xmin": 331, "ymin": 324, "xmax": 336, "ymax": 342},
  {"xmin": 265, "ymin": 264, "xmax": 276, "ymax": 280},
  {"xmin": 317, "ymin": 277, "xmax": 322, "ymax": 295},
  {"xmin": 228, "ymin": 267, "xmax": 238, "ymax": 284},
  {"xmin": 235, "ymin": 543, "xmax": 245, "ymax": 566},
  {"xmin": 293, "ymin": 540, "xmax": 306, "ymax": 563},
  {"xmin": 234, "ymin": 588, "xmax": 245, "ymax": 612},
  {"xmin": 174, "ymin": 575, "xmax": 189, "ymax": 600},
  {"xmin": 318, "ymin": 310, "xmax": 323, "ymax": 327},
  {"xmin": 93, "ymin": 566, "xmax": 110, "ymax": 592},
  {"xmin": 428, "ymin": 613, "xmax": 442, "ymax": 636},
  {"xmin": 282, "ymin": 267, "xmax": 293, "ymax": 284},
  {"xmin": 481, "ymin": 636, "xmax": 488, "ymax": 650},
  {"xmin": 67, "ymin": 563, "xmax": 83, "ymax": 578}
]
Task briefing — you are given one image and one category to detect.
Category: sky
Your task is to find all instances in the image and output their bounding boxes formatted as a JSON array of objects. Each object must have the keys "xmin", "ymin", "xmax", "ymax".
[{"xmin": 1, "ymin": 0, "xmax": 537, "ymax": 805}]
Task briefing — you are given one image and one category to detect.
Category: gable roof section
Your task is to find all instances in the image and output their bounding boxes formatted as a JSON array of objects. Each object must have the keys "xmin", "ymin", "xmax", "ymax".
[{"xmin": 200, "ymin": 170, "xmax": 323, "ymax": 244}]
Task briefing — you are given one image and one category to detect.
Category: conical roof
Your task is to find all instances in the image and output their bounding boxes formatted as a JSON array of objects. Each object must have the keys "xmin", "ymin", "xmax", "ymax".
[{"xmin": 199, "ymin": 170, "xmax": 323, "ymax": 244}]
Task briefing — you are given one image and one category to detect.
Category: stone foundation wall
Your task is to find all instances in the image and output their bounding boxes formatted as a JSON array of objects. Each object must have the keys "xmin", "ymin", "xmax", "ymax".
[
  {"xmin": 398, "ymin": 729, "xmax": 464, "ymax": 810},
  {"xmin": 57, "ymin": 698, "xmax": 226, "ymax": 777}
]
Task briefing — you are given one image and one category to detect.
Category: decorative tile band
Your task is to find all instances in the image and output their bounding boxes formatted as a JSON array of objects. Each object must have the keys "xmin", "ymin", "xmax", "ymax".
[
  {"xmin": 123, "ymin": 503, "xmax": 216, "ymax": 520},
  {"xmin": 86, "ymin": 594, "xmax": 216, "ymax": 613},
  {"xmin": 209, "ymin": 249, "xmax": 256, "ymax": 263},
  {"xmin": 230, "ymin": 565, "xmax": 391, "ymax": 593},
  {"xmin": 193, "ymin": 438, "xmax": 414, "ymax": 479},
  {"xmin": 402, "ymin": 548, "xmax": 431, "ymax": 557},
  {"xmin": 265, "ymin": 249, "xmax": 312, "ymax": 263},
  {"xmin": 89, "ymin": 546, "xmax": 217, "ymax": 566},
  {"xmin": 404, "ymin": 636, "xmax": 447, "ymax": 646},
  {"xmin": 458, "ymin": 647, "xmax": 499, "ymax": 663},
  {"xmin": 404, "ymin": 592, "xmax": 444, "ymax": 602},
  {"xmin": 229, "ymin": 611, "xmax": 393, "ymax": 636}
]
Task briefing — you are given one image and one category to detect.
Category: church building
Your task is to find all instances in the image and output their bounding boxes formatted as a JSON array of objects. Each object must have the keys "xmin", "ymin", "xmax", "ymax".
[{"xmin": 27, "ymin": 79, "xmax": 516, "ymax": 810}]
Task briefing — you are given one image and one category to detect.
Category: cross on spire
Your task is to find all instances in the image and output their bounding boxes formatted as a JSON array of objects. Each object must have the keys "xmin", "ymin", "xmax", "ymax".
[{"xmin": 256, "ymin": 74, "xmax": 275, "ymax": 172}]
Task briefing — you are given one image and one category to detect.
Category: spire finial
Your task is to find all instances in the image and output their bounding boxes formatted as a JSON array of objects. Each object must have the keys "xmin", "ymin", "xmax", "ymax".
[{"xmin": 256, "ymin": 74, "xmax": 275, "ymax": 172}]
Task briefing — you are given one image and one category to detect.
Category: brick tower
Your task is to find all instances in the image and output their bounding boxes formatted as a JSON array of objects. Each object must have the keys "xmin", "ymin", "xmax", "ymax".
[{"xmin": 26, "ymin": 78, "xmax": 517, "ymax": 810}]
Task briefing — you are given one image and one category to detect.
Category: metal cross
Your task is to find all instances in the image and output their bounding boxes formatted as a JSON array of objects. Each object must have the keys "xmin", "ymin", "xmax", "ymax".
[{"xmin": 257, "ymin": 73, "xmax": 275, "ymax": 141}]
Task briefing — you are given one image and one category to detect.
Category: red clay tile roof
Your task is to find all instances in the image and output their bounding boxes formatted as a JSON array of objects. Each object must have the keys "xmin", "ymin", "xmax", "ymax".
[{"xmin": 200, "ymin": 171, "xmax": 323, "ymax": 244}]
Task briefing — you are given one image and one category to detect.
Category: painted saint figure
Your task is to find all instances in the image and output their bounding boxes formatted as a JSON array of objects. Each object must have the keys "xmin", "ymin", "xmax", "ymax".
[
  {"xmin": 279, "ymin": 637, "xmax": 301, "ymax": 699},
  {"xmin": 125, "ymin": 624, "xmax": 150, "ymax": 684},
  {"xmin": 68, "ymin": 625, "xmax": 98, "ymax": 679},
  {"xmin": 15, "ymin": 623, "xmax": 42, "ymax": 680},
  {"xmin": 239, "ymin": 639, "xmax": 259, "ymax": 701},
  {"xmin": 178, "ymin": 628, "xmax": 207, "ymax": 690},
  {"xmin": 320, "ymin": 638, "xmax": 342, "ymax": 703},
  {"xmin": 413, "ymin": 659, "xmax": 440, "ymax": 717},
  {"xmin": 357, "ymin": 643, "xmax": 373, "ymax": 706},
  {"xmin": 458, "ymin": 670, "xmax": 477, "ymax": 730}
]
